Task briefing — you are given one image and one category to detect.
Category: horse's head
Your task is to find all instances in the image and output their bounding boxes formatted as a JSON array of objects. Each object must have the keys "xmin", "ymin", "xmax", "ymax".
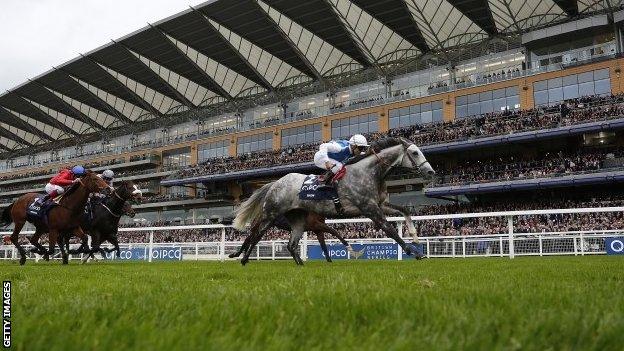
[
  {"xmin": 114, "ymin": 181, "xmax": 143, "ymax": 203},
  {"xmin": 398, "ymin": 138, "xmax": 436, "ymax": 182},
  {"xmin": 82, "ymin": 170, "xmax": 111, "ymax": 195}
]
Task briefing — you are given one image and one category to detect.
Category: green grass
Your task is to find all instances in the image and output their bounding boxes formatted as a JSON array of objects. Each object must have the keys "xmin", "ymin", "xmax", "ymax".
[{"xmin": 1, "ymin": 257, "xmax": 623, "ymax": 351}]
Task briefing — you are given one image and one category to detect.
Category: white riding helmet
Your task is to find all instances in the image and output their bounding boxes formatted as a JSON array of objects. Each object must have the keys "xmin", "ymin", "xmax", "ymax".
[
  {"xmin": 102, "ymin": 169, "xmax": 114, "ymax": 180},
  {"xmin": 348, "ymin": 134, "xmax": 369, "ymax": 147}
]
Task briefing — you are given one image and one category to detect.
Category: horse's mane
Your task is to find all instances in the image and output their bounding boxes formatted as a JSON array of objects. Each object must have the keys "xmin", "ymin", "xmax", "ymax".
[
  {"xmin": 345, "ymin": 137, "xmax": 402, "ymax": 165},
  {"xmin": 369, "ymin": 137, "xmax": 402, "ymax": 153},
  {"xmin": 62, "ymin": 181, "xmax": 81, "ymax": 198}
]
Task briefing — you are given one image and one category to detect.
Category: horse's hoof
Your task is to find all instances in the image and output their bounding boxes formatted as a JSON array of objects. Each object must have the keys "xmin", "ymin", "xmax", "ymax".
[
  {"xmin": 43, "ymin": 255, "xmax": 49, "ymax": 261},
  {"xmin": 19, "ymin": 256, "xmax": 26, "ymax": 265},
  {"xmin": 228, "ymin": 253, "xmax": 238, "ymax": 259}
]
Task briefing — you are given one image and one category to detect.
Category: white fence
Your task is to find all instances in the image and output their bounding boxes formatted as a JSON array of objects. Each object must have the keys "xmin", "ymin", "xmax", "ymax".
[{"xmin": 1, "ymin": 207, "xmax": 623, "ymax": 262}]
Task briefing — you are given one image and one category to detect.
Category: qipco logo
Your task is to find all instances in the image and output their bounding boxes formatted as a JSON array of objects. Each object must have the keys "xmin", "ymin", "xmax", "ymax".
[{"xmin": 610, "ymin": 239, "xmax": 624, "ymax": 253}]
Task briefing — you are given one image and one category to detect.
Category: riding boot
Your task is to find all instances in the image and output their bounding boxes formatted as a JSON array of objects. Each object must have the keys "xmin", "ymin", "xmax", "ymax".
[{"xmin": 39, "ymin": 190, "xmax": 57, "ymax": 204}]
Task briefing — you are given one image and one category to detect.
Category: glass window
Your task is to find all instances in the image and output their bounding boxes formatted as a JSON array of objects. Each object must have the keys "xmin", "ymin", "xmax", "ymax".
[
  {"xmin": 594, "ymin": 68, "xmax": 609, "ymax": 80},
  {"xmin": 577, "ymin": 72, "xmax": 593, "ymax": 83},
  {"xmin": 594, "ymin": 79, "xmax": 611, "ymax": 95},
  {"xmin": 548, "ymin": 88, "xmax": 564, "ymax": 103},
  {"xmin": 548, "ymin": 77, "xmax": 562, "ymax": 89},
  {"xmin": 432, "ymin": 109, "xmax": 443, "ymax": 123},
  {"xmin": 578, "ymin": 81, "xmax": 594, "ymax": 96},
  {"xmin": 456, "ymin": 105, "xmax": 467, "ymax": 118},
  {"xmin": 533, "ymin": 69, "xmax": 610, "ymax": 106},
  {"xmin": 563, "ymin": 84, "xmax": 579, "ymax": 100},
  {"xmin": 505, "ymin": 86, "xmax": 518, "ymax": 96},
  {"xmin": 492, "ymin": 97, "xmax": 506, "ymax": 111},
  {"xmin": 479, "ymin": 91, "xmax": 493, "ymax": 101},
  {"xmin": 281, "ymin": 125, "xmax": 320, "ymax": 147},
  {"xmin": 390, "ymin": 100, "xmax": 442, "ymax": 128},
  {"xmin": 467, "ymin": 93, "xmax": 479, "ymax": 104},
  {"xmin": 533, "ymin": 80, "xmax": 547, "ymax": 91},
  {"xmin": 480, "ymin": 100, "xmax": 494, "ymax": 114},
  {"xmin": 562, "ymin": 74, "xmax": 577, "ymax": 86}
]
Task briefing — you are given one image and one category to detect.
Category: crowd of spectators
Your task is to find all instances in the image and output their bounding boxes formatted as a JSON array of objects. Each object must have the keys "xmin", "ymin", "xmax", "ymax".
[
  {"xmin": 330, "ymin": 95, "xmax": 385, "ymax": 111},
  {"xmin": 432, "ymin": 148, "xmax": 623, "ymax": 186},
  {"xmin": 174, "ymin": 143, "xmax": 319, "ymax": 179},
  {"xmin": 0, "ymin": 156, "xmax": 139, "ymax": 183},
  {"xmin": 141, "ymin": 193, "xmax": 193, "ymax": 204},
  {"xmin": 427, "ymin": 81, "xmax": 449, "ymax": 94},
  {"xmin": 388, "ymin": 94, "xmax": 624, "ymax": 146}
]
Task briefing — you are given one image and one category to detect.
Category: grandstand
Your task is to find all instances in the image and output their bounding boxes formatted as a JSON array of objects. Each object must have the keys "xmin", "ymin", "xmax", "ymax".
[{"xmin": 2, "ymin": 0, "xmax": 624, "ymax": 241}]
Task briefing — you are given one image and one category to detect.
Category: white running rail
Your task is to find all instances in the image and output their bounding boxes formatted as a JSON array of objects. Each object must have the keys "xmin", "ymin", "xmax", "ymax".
[{"xmin": 1, "ymin": 207, "xmax": 623, "ymax": 261}]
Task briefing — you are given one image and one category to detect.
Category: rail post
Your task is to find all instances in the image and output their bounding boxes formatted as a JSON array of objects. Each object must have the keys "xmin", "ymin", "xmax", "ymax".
[
  {"xmin": 539, "ymin": 234, "xmax": 543, "ymax": 256},
  {"xmin": 195, "ymin": 243, "xmax": 199, "ymax": 261},
  {"xmin": 580, "ymin": 232, "xmax": 585, "ymax": 255},
  {"xmin": 148, "ymin": 230, "xmax": 154, "ymax": 263},
  {"xmin": 397, "ymin": 222, "xmax": 403, "ymax": 239},
  {"xmin": 271, "ymin": 241, "xmax": 275, "ymax": 260},
  {"xmin": 462, "ymin": 237, "xmax": 466, "ymax": 258},
  {"xmin": 220, "ymin": 227, "xmax": 226, "ymax": 261},
  {"xmin": 507, "ymin": 216, "xmax": 515, "ymax": 259},
  {"xmin": 302, "ymin": 231, "xmax": 308, "ymax": 261}
]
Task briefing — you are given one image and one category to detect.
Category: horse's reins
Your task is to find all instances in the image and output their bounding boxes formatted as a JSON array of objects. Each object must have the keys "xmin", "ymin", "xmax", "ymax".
[
  {"xmin": 370, "ymin": 147, "xmax": 390, "ymax": 168},
  {"xmin": 404, "ymin": 149, "xmax": 430, "ymax": 169},
  {"xmin": 100, "ymin": 202, "xmax": 123, "ymax": 218},
  {"xmin": 100, "ymin": 187, "xmax": 131, "ymax": 217}
]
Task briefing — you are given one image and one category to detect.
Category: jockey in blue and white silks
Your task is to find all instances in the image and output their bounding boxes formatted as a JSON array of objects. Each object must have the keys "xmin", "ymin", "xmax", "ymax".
[{"xmin": 314, "ymin": 134, "xmax": 369, "ymax": 187}]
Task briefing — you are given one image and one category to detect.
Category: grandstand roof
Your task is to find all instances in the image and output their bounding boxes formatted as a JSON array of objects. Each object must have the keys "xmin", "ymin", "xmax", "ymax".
[{"xmin": 0, "ymin": 0, "xmax": 616, "ymax": 155}]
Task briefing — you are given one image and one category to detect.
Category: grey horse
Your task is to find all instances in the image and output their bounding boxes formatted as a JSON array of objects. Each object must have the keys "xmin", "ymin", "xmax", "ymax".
[{"xmin": 231, "ymin": 137, "xmax": 435, "ymax": 265}]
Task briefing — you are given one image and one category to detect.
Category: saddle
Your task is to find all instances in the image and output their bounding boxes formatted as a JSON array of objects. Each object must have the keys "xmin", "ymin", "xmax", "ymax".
[
  {"xmin": 26, "ymin": 194, "xmax": 62, "ymax": 224},
  {"xmin": 298, "ymin": 174, "xmax": 345, "ymax": 215},
  {"xmin": 299, "ymin": 175, "xmax": 338, "ymax": 200}
]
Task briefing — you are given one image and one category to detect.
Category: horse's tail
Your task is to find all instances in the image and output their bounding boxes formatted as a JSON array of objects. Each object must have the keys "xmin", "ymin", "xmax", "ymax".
[
  {"xmin": 1, "ymin": 204, "xmax": 14, "ymax": 227},
  {"xmin": 233, "ymin": 182, "xmax": 274, "ymax": 231}
]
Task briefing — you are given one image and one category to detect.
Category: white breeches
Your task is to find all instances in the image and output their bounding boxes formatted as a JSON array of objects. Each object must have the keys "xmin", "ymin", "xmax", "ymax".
[
  {"xmin": 45, "ymin": 183, "xmax": 64, "ymax": 195},
  {"xmin": 314, "ymin": 152, "xmax": 343, "ymax": 173}
]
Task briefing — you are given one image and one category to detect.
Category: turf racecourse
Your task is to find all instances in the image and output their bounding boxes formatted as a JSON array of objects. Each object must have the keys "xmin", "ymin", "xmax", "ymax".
[{"xmin": 1, "ymin": 257, "xmax": 623, "ymax": 351}]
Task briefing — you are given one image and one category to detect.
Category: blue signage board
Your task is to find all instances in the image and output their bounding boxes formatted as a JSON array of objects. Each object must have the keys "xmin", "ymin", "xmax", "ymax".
[
  {"xmin": 150, "ymin": 247, "xmax": 183, "ymax": 260},
  {"xmin": 350, "ymin": 243, "xmax": 399, "ymax": 260},
  {"xmin": 104, "ymin": 247, "xmax": 182, "ymax": 261},
  {"xmin": 605, "ymin": 237, "xmax": 624, "ymax": 255},
  {"xmin": 104, "ymin": 248, "xmax": 147, "ymax": 260},
  {"xmin": 307, "ymin": 244, "xmax": 349, "ymax": 260},
  {"xmin": 307, "ymin": 243, "xmax": 400, "ymax": 260}
]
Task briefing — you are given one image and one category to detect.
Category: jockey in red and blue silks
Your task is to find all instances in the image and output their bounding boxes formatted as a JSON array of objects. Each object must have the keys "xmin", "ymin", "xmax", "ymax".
[
  {"xmin": 314, "ymin": 134, "xmax": 369, "ymax": 187},
  {"xmin": 42, "ymin": 165, "xmax": 86, "ymax": 202}
]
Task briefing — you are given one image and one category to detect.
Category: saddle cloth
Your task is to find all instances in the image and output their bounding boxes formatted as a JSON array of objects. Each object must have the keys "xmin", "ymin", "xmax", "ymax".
[
  {"xmin": 298, "ymin": 175, "xmax": 338, "ymax": 200},
  {"xmin": 26, "ymin": 195, "xmax": 61, "ymax": 224}
]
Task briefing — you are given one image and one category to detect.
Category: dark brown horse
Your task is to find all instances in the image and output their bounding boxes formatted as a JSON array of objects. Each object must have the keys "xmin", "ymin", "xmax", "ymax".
[
  {"xmin": 0, "ymin": 170, "xmax": 110, "ymax": 265},
  {"xmin": 229, "ymin": 209, "xmax": 352, "ymax": 264}
]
